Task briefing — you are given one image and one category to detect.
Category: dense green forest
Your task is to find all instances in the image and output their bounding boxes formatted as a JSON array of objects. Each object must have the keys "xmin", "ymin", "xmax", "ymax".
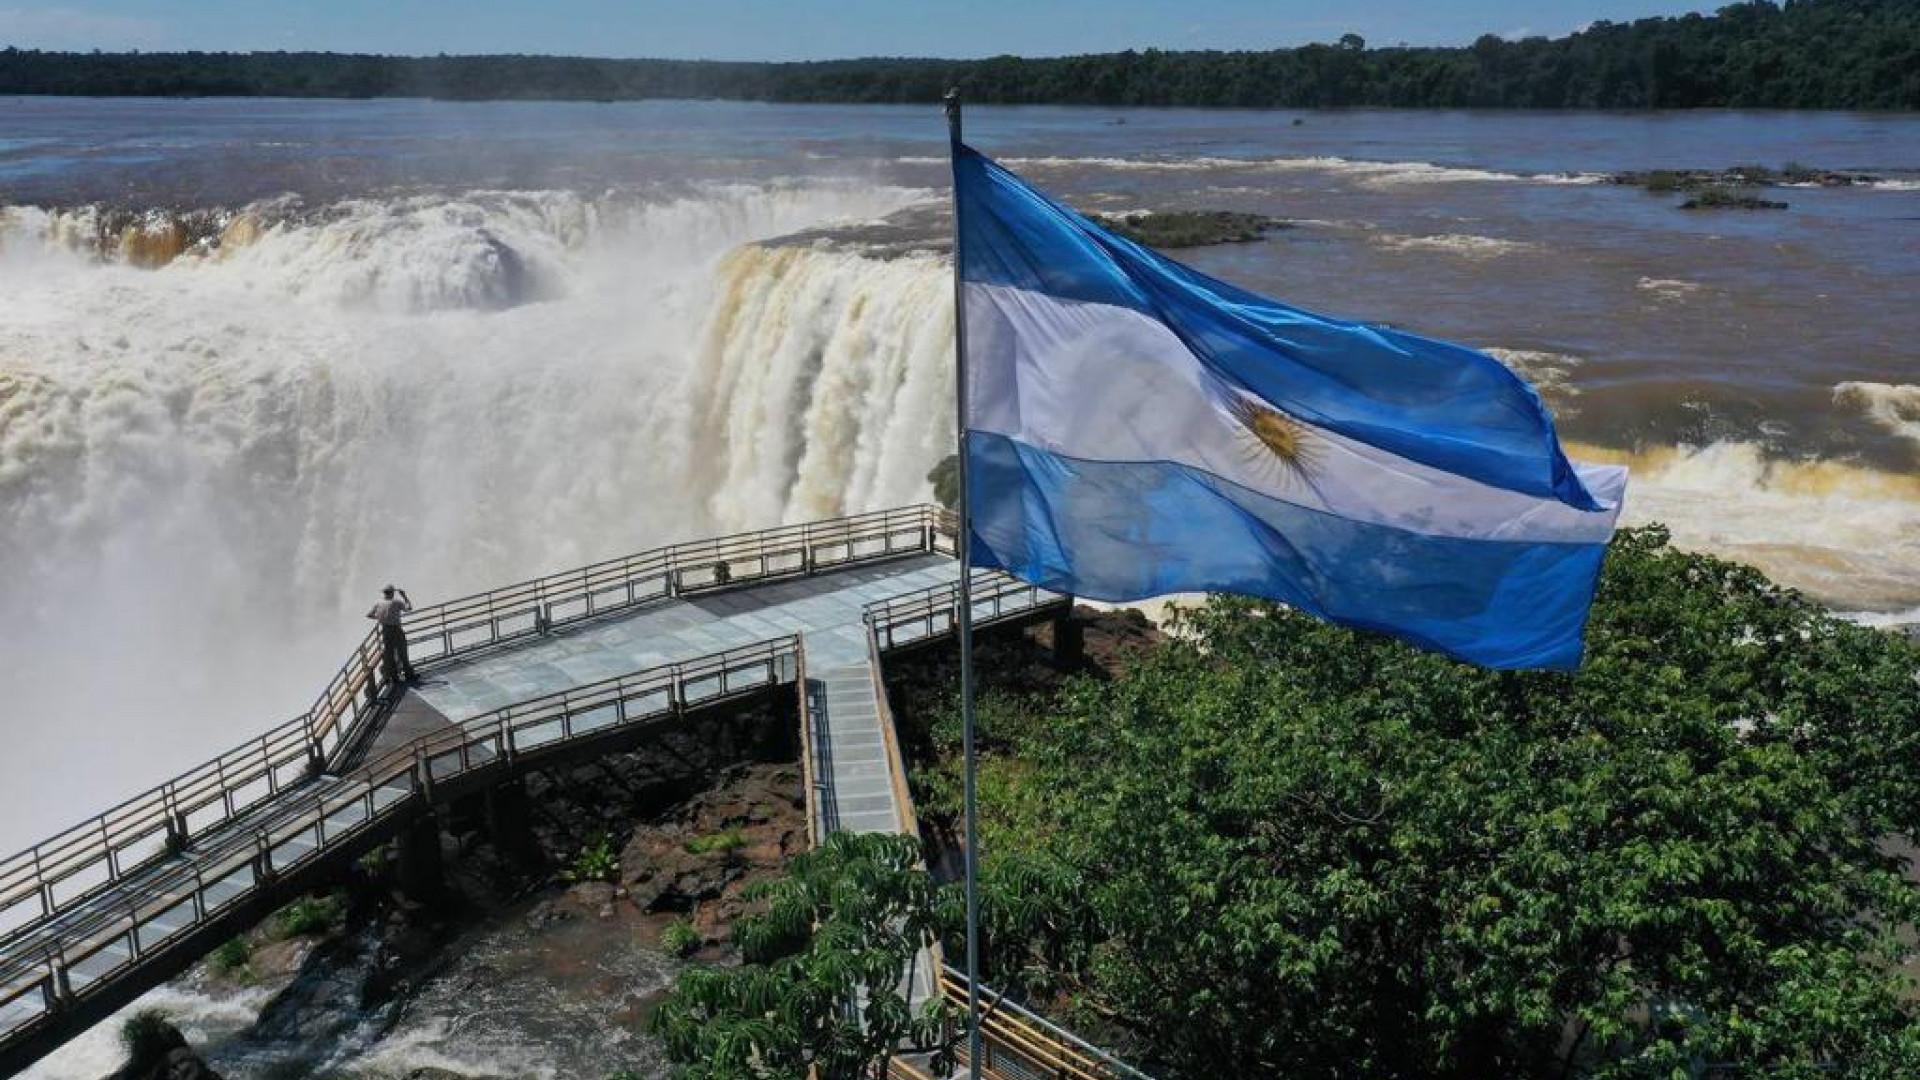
[
  {"xmin": 3, "ymin": 0, "xmax": 1917, "ymax": 108},
  {"xmin": 650, "ymin": 528, "xmax": 1920, "ymax": 1080}
]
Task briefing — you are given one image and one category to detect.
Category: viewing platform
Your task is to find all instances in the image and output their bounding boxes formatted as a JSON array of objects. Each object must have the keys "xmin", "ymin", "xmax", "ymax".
[{"xmin": 0, "ymin": 505, "xmax": 1100, "ymax": 1074}]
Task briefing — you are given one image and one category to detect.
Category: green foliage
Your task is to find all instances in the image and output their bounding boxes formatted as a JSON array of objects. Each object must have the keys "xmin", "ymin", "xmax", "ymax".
[
  {"xmin": 927, "ymin": 455, "xmax": 959, "ymax": 512},
  {"xmin": 661, "ymin": 917, "xmax": 702, "ymax": 957},
  {"xmin": 1093, "ymin": 210, "xmax": 1284, "ymax": 248},
  {"xmin": 925, "ymin": 526, "xmax": 1920, "ymax": 1079},
  {"xmin": 118, "ymin": 1009, "xmax": 177, "ymax": 1064},
  {"xmin": 3, "ymin": 0, "xmax": 1918, "ymax": 108},
  {"xmin": 270, "ymin": 893, "xmax": 344, "ymax": 940},
  {"xmin": 1642, "ymin": 170, "xmax": 1689, "ymax": 192},
  {"xmin": 650, "ymin": 831, "xmax": 961, "ymax": 1080},
  {"xmin": 207, "ymin": 936, "xmax": 253, "ymax": 977},
  {"xmin": 1680, "ymin": 185, "xmax": 1790, "ymax": 209},
  {"xmin": 683, "ymin": 828, "xmax": 748, "ymax": 856},
  {"xmin": 561, "ymin": 832, "xmax": 620, "ymax": 884}
]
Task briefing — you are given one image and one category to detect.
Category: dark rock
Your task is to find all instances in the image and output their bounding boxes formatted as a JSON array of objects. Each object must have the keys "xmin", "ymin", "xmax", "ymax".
[
  {"xmin": 1679, "ymin": 187, "xmax": 1789, "ymax": 210},
  {"xmin": 1610, "ymin": 165, "xmax": 1879, "ymax": 191},
  {"xmin": 1091, "ymin": 209, "xmax": 1289, "ymax": 248},
  {"xmin": 616, "ymin": 763, "xmax": 804, "ymax": 945},
  {"xmin": 101, "ymin": 1020, "xmax": 222, "ymax": 1080}
]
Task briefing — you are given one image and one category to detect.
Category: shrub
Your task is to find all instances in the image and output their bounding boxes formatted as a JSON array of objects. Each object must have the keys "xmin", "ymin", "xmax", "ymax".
[
  {"xmin": 271, "ymin": 893, "xmax": 344, "ymax": 939},
  {"xmin": 207, "ymin": 936, "xmax": 252, "ymax": 977},
  {"xmin": 682, "ymin": 828, "xmax": 748, "ymax": 856},
  {"xmin": 1642, "ymin": 169, "xmax": 1687, "ymax": 192},
  {"xmin": 356, "ymin": 843, "xmax": 389, "ymax": 874},
  {"xmin": 119, "ymin": 1009, "xmax": 178, "ymax": 1064},
  {"xmin": 661, "ymin": 917, "xmax": 701, "ymax": 957},
  {"xmin": 1680, "ymin": 186, "xmax": 1788, "ymax": 210},
  {"xmin": 561, "ymin": 832, "xmax": 620, "ymax": 883},
  {"xmin": 927, "ymin": 455, "xmax": 959, "ymax": 511},
  {"xmin": 651, "ymin": 832, "xmax": 959, "ymax": 1079}
]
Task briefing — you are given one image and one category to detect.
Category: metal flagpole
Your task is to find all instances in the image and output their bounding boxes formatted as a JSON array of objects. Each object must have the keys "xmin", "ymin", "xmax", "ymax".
[{"xmin": 942, "ymin": 86, "xmax": 985, "ymax": 1080}]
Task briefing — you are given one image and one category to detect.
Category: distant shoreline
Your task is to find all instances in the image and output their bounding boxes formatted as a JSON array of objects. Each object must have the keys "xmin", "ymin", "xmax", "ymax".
[{"xmin": 3, "ymin": 0, "xmax": 1917, "ymax": 110}]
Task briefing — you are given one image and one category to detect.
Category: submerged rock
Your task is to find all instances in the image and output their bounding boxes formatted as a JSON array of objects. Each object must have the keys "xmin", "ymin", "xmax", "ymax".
[
  {"xmin": 1091, "ymin": 209, "xmax": 1289, "ymax": 247},
  {"xmin": 1610, "ymin": 165, "xmax": 1880, "ymax": 191},
  {"xmin": 1680, "ymin": 187, "xmax": 1789, "ymax": 211}
]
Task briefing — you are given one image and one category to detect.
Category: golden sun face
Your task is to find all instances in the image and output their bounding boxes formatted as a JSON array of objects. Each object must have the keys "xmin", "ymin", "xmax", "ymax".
[{"xmin": 1226, "ymin": 395, "xmax": 1317, "ymax": 486}]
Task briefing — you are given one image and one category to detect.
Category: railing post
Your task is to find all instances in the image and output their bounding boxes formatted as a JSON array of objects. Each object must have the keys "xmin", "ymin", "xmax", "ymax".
[
  {"xmin": 51, "ymin": 963, "xmax": 73, "ymax": 1009},
  {"xmin": 304, "ymin": 713, "xmax": 327, "ymax": 778},
  {"xmin": 165, "ymin": 809, "xmax": 190, "ymax": 856},
  {"xmin": 415, "ymin": 747, "xmax": 436, "ymax": 804},
  {"xmin": 253, "ymin": 830, "xmax": 276, "ymax": 885}
]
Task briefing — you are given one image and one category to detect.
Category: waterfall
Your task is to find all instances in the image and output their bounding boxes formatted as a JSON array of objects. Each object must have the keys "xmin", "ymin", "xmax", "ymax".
[
  {"xmin": 0, "ymin": 184, "xmax": 951, "ymax": 848},
  {"xmin": 686, "ymin": 243, "xmax": 954, "ymax": 530}
]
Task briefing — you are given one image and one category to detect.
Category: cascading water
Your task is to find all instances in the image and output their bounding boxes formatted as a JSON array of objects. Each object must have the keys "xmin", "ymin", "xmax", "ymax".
[
  {"xmin": 0, "ymin": 182, "xmax": 948, "ymax": 852},
  {"xmin": 7, "ymin": 174, "xmax": 1920, "ymax": 859},
  {"xmin": 686, "ymin": 243, "xmax": 956, "ymax": 529}
]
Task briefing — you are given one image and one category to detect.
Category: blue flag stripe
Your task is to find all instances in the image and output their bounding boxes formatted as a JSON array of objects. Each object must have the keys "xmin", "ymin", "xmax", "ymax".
[
  {"xmin": 969, "ymin": 432, "xmax": 1610, "ymax": 670},
  {"xmin": 955, "ymin": 144, "xmax": 1607, "ymax": 511}
]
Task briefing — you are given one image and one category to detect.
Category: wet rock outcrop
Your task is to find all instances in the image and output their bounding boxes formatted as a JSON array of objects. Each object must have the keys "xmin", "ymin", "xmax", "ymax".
[{"xmin": 101, "ymin": 1019, "xmax": 223, "ymax": 1080}]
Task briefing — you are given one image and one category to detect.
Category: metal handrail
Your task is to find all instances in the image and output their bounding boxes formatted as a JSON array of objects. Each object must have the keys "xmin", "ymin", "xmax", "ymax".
[
  {"xmin": 396, "ymin": 503, "xmax": 945, "ymax": 671},
  {"xmin": 0, "ymin": 637, "xmax": 802, "ymax": 1045},
  {"xmin": 0, "ymin": 716, "xmax": 314, "ymax": 944},
  {"xmin": 0, "ymin": 504, "xmax": 951, "ymax": 964},
  {"xmin": 937, "ymin": 966, "xmax": 1158, "ymax": 1080},
  {"xmin": 864, "ymin": 569, "xmax": 1068, "ymax": 652}
]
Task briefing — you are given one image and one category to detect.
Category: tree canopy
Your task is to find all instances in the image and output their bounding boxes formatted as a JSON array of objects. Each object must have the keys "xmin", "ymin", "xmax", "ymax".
[
  {"xmin": 895, "ymin": 526, "xmax": 1920, "ymax": 1078},
  {"xmin": 4, "ymin": 0, "xmax": 1917, "ymax": 109},
  {"xmin": 650, "ymin": 831, "xmax": 961, "ymax": 1080}
]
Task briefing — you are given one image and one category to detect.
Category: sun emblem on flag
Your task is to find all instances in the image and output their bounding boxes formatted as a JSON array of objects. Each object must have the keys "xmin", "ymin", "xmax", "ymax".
[{"xmin": 1226, "ymin": 394, "xmax": 1318, "ymax": 487}]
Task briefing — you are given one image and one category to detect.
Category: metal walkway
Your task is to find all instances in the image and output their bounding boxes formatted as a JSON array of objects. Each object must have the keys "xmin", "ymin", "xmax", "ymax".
[{"xmin": 0, "ymin": 505, "xmax": 1070, "ymax": 1074}]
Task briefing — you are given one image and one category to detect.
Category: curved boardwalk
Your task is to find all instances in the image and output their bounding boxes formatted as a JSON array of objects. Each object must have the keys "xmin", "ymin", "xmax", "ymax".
[{"xmin": 0, "ymin": 504, "xmax": 1153, "ymax": 1080}]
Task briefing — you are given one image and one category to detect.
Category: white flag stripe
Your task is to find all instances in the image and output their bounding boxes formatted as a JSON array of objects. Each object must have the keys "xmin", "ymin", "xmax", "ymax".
[{"xmin": 965, "ymin": 280, "xmax": 1626, "ymax": 545}]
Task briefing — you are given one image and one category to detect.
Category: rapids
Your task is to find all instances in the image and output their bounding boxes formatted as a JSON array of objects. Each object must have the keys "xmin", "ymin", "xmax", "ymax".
[
  {"xmin": 5, "ymin": 173, "xmax": 1920, "ymax": 859},
  {"xmin": 4, "ymin": 98, "xmax": 1920, "ymax": 1078},
  {"xmin": 0, "ymin": 182, "xmax": 947, "ymax": 850}
]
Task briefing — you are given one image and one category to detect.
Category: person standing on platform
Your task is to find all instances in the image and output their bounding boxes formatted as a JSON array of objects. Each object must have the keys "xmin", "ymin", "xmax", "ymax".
[{"xmin": 367, "ymin": 584, "xmax": 420, "ymax": 685}]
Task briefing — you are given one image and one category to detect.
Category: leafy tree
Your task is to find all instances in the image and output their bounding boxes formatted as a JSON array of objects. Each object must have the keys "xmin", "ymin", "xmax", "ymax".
[
  {"xmin": 926, "ymin": 455, "xmax": 959, "ymax": 512},
  {"xmin": 905, "ymin": 526, "xmax": 1920, "ymax": 1079},
  {"xmin": 650, "ymin": 831, "xmax": 962, "ymax": 1080},
  {"xmin": 3, "ymin": 0, "xmax": 1917, "ymax": 108}
]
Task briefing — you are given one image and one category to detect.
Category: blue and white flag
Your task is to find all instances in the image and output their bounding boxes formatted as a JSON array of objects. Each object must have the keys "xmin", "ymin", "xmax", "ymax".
[{"xmin": 954, "ymin": 145, "xmax": 1627, "ymax": 670}]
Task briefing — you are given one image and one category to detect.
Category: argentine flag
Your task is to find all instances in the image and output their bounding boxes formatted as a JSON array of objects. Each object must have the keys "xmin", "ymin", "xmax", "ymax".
[{"xmin": 954, "ymin": 146, "xmax": 1627, "ymax": 670}]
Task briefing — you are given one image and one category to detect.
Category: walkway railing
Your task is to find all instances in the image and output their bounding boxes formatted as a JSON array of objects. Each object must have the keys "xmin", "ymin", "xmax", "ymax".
[
  {"xmin": 0, "ymin": 638, "xmax": 799, "ymax": 1053},
  {"xmin": 0, "ymin": 505, "xmax": 950, "ymax": 975},
  {"xmin": 325, "ymin": 503, "xmax": 949, "ymax": 765},
  {"xmin": 0, "ymin": 717, "xmax": 315, "ymax": 943},
  {"xmin": 865, "ymin": 570, "xmax": 1068, "ymax": 652},
  {"xmin": 938, "ymin": 966, "xmax": 1157, "ymax": 1080},
  {"xmin": 883, "ymin": 966, "xmax": 1158, "ymax": 1080}
]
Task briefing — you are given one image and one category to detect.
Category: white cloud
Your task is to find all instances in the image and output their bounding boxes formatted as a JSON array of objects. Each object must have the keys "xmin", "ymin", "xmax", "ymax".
[
  {"xmin": 0, "ymin": 6, "xmax": 169, "ymax": 50},
  {"xmin": 1501, "ymin": 26, "xmax": 1535, "ymax": 41}
]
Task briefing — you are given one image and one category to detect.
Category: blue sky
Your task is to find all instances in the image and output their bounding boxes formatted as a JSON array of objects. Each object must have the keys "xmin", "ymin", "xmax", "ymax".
[{"xmin": 0, "ymin": 0, "xmax": 1724, "ymax": 59}]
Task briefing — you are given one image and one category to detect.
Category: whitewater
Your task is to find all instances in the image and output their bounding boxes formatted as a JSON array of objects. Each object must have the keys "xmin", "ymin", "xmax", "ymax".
[
  {"xmin": 0, "ymin": 182, "xmax": 958, "ymax": 851},
  {"xmin": 6, "ymin": 177, "xmax": 1920, "ymax": 858},
  {"xmin": 4, "ymin": 102, "xmax": 1920, "ymax": 855},
  {"xmin": 4, "ymin": 97, "xmax": 1920, "ymax": 1079}
]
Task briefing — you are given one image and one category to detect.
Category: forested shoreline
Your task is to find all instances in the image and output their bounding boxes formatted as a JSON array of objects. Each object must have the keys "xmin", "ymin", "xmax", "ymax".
[{"xmin": 3, "ymin": 0, "xmax": 1916, "ymax": 109}]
